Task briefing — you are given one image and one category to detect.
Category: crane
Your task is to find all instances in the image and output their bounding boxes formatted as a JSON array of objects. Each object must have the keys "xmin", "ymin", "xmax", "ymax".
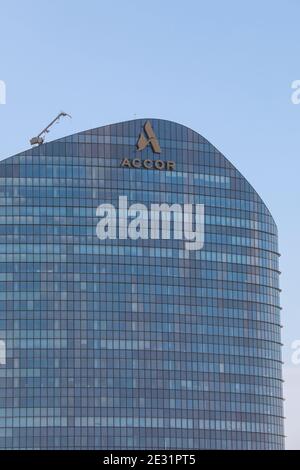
[{"xmin": 30, "ymin": 111, "xmax": 72, "ymax": 146}]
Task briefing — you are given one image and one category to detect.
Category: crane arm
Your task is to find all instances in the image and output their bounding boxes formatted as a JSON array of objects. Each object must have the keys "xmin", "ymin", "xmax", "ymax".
[{"xmin": 30, "ymin": 112, "xmax": 72, "ymax": 146}]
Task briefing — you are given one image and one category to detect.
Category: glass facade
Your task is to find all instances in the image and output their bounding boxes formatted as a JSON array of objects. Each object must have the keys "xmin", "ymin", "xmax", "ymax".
[{"xmin": 0, "ymin": 119, "xmax": 284, "ymax": 449}]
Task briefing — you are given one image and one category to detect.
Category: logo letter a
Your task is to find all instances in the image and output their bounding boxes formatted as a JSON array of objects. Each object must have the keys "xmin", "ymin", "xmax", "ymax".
[{"xmin": 137, "ymin": 121, "xmax": 161, "ymax": 154}]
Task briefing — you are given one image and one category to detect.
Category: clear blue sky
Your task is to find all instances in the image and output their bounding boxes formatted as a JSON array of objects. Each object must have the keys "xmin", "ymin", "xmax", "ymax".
[{"xmin": 0, "ymin": 0, "xmax": 299, "ymax": 449}]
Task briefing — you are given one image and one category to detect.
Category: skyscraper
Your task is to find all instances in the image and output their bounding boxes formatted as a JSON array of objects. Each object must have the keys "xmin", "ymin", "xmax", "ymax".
[{"xmin": 0, "ymin": 119, "xmax": 284, "ymax": 449}]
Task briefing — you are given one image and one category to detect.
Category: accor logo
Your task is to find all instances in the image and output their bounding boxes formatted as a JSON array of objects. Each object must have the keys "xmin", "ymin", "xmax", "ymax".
[
  {"xmin": 121, "ymin": 158, "xmax": 175, "ymax": 171},
  {"xmin": 120, "ymin": 120, "xmax": 176, "ymax": 171}
]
